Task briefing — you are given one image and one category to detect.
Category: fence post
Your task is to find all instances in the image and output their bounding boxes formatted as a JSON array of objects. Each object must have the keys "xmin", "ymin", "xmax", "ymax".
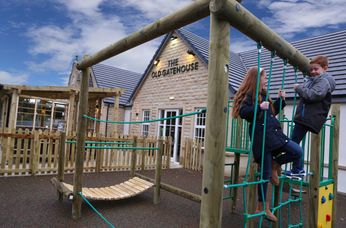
[
  {"xmin": 166, "ymin": 136, "xmax": 172, "ymax": 169},
  {"xmin": 95, "ymin": 146, "xmax": 101, "ymax": 173},
  {"xmin": 57, "ymin": 132, "xmax": 66, "ymax": 201},
  {"xmin": 31, "ymin": 130, "xmax": 40, "ymax": 176},
  {"xmin": 141, "ymin": 137, "xmax": 146, "ymax": 170},
  {"xmin": 130, "ymin": 136, "xmax": 137, "ymax": 178},
  {"xmin": 154, "ymin": 138, "xmax": 163, "ymax": 204}
]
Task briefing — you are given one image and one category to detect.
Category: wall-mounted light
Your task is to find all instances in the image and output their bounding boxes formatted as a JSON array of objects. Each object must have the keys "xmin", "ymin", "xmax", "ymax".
[
  {"xmin": 169, "ymin": 96, "xmax": 175, "ymax": 100},
  {"xmin": 170, "ymin": 35, "xmax": 178, "ymax": 40},
  {"xmin": 187, "ymin": 49, "xmax": 196, "ymax": 56},
  {"xmin": 153, "ymin": 59, "xmax": 160, "ymax": 66}
]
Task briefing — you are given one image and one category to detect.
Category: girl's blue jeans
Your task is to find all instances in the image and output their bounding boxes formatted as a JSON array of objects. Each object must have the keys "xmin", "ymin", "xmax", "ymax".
[{"xmin": 258, "ymin": 139, "xmax": 303, "ymax": 202}]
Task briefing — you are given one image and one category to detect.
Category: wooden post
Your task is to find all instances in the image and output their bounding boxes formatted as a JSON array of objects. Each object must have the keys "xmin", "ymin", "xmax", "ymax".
[
  {"xmin": 0, "ymin": 97, "xmax": 8, "ymax": 132},
  {"xmin": 67, "ymin": 92, "xmax": 76, "ymax": 136},
  {"xmin": 130, "ymin": 136, "xmax": 137, "ymax": 178},
  {"xmin": 167, "ymin": 136, "xmax": 172, "ymax": 169},
  {"xmin": 31, "ymin": 130, "xmax": 40, "ymax": 176},
  {"xmin": 246, "ymin": 162, "xmax": 257, "ymax": 228},
  {"xmin": 230, "ymin": 118, "xmax": 242, "ymax": 212},
  {"xmin": 95, "ymin": 147, "xmax": 102, "ymax": 173},
  {"xmin": 95, "ymin": 99, "xmax": 102, "ymax": 173},
  {"xmin": 57, "ymin": 132, "xmax": 66, "ymax": 201},
  {"xmin": 95, "ymin": 98, "xmax": 102, "ymax": 135},
  {"xmin": 72, "ymin": 63, "xmax": 90, "ymax": 219},
  {"xmin": 200, "ymin": 1, "xmax": 229, "ymax": 226},
  {"xmin": 154, "ymin": 138, "xmax": 163, "ymax": 204},
  {"xmin": 141, "ymin": 137, "xmax": 146, "ymax": 170},
  {"xmin": 331, "ymin": 105, "xmax": 340, "ymax": 227},
  {"xmin": 112, "ymin": 95, "xmax": 120, "ymax": 136},
  {"xmin": 8, "ymin": 89, "xmax": 19, "ymax": 133},
  {"xmin": 307, "ymin": 133, "xmax": 321, "ymax": 227}
]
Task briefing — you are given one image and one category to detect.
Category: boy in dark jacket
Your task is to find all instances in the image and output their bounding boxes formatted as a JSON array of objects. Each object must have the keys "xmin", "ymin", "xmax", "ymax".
[{"xmin": 287, "ymin": 55, "xmax": 336, "ymax": 176}]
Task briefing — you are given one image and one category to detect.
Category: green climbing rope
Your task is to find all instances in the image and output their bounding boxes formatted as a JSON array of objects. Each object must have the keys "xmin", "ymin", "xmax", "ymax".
[
  {"xmin": 79, "ymin": 192, "xmax": 115, "ymax": 228},
  {"xmin": 84, "ymin": 146, "xmax": 159, "ymax": 150},
  {"xmin": 66, "ymin": 140, "xmax": 133, "ymax": 145},
  {"xmin": 83, "ymin": 109, "xmax": 206, "ymax": 124}
]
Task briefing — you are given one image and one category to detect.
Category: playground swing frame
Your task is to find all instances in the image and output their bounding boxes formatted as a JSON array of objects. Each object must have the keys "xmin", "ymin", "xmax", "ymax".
[{"xmin": 52, "ymin": 0, "xmax": 340, "ymax": 227}]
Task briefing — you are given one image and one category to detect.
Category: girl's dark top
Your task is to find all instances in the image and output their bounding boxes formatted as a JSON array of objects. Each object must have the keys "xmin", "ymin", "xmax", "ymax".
[{"xmin": 239, "ymin": 93, "xmax": 288, "ymax": 163}]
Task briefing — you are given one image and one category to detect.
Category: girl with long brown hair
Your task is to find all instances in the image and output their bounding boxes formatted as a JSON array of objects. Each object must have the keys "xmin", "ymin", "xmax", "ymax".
[{"xmin": 232, "ymin": 67, "xmax": 302, "ymax": 222}]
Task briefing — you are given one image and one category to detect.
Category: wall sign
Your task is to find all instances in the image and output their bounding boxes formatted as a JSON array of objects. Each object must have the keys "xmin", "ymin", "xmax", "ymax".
[{"xmin": 151, "ymin": 58, "xmax": 199, "ymax": 78}]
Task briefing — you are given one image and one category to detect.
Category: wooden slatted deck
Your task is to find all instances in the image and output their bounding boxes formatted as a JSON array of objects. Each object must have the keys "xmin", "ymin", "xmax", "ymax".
[{"xmin": 61, "ymin": 177, "xmax": 154, "ymax": 200}]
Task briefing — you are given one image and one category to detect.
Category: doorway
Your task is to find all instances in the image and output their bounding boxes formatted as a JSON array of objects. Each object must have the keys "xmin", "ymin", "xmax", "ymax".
[{"xmin": 158, "ymin": 109, "xmax": 182, "ymax": 163}]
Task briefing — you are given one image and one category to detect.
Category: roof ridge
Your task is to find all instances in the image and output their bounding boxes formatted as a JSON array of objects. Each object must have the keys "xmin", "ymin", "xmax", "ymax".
[{"xmin": 178, "ymin": 27, "xmax": 210, "ymax": 43}]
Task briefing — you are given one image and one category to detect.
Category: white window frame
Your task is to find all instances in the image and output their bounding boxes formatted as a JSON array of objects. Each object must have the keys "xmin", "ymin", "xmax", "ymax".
[
  {"xmin": 193, "ymin": 107, "xmax": 206, "ymax": 148},
  {"xmin": 142, "ymin": 110, "xmax": 150, "ymax": 136}
]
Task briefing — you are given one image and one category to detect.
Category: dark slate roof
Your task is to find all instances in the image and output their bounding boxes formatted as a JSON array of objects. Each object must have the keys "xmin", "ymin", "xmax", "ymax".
[
  {"xmin": 91, "ymin": 64, "xmax": 142, "ymax": 105},
  {"xmin": 238, "ymin": 30, "xmax": 346, "ymax": 98},
  {"xmin": 176, "ymin": 29, "xmax": 247, "ymax": 91}
]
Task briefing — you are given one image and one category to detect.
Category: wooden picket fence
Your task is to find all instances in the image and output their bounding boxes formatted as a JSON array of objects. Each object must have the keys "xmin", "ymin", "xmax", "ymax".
[
  {"xmin": 0, "ymin": 129, "xmax": 172, "ymax": 176},
  {"xmin": 181, "ymin": 138, "xmax": 203, "ymax": 171}
]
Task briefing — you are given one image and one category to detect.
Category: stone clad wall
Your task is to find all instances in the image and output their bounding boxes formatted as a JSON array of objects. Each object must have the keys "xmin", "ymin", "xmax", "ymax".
[{"xmin": 130, "ymin": 36, "xmax": 209, "ymax": 147}]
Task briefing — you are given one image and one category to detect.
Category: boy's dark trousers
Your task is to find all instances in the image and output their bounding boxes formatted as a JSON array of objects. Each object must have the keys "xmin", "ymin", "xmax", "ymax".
[{"xmin": 291, "ymin": 123, "xmax": 309, "ymax": 171}]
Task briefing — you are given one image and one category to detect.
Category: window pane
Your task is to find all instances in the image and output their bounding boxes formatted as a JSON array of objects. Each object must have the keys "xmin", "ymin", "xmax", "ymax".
[
  {"xmin": 17, "ymin": 98, "xmax": 36, "ymax": 128},
  {"xmin": 142, "ymin": 110, "xmax": 150, "ymax": 136},
  {"xmin": 52, "ymin": 103, "xmax": 67, "ymax": 130},
  {"xmin": 35, "ymin": 100, "xmax": 52, "ymax": 129},
  {"xmin": 194, "ymin": 107, "xmax": 206, "ymax": 148}
]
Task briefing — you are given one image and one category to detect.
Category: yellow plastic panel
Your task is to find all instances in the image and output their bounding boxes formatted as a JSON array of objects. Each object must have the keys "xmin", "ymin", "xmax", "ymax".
[{"xmin": 317, "ymin": 184, "xmax": 334, "ymax": 228}]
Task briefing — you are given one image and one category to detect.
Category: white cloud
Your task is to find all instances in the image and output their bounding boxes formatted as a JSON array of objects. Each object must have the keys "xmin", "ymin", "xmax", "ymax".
[
  {"xmin": 257, "ymin": 0, "xmax": 273, "ymax": 8},
  {"xmin": 56, "ymin": 0, "xmax": 104, "ymax": 17},
  {"xmin": 230, "ymin": 36, "xmax": 255, "ymax": 53},
  {"xmin": 117, "ymin": 0, "xmax": 191, "ymax": 19},
  {"xmin": 25, "ymin": 0, "xmax": 191, "ymax": 84},
  {"xmin": 0, "ymin": 71, "xmax": 28, "ymax": 84},
  {"xmin": 260, "ymin": 0, "xmax": 346, "ymax": 37}
]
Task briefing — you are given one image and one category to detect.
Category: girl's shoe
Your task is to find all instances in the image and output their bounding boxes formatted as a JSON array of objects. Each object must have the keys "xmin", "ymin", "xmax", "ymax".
[
  {"xmin": 254, "ymin": 208, "xmax": 278, "ymax": 222},
  {"xmin": 265, "ymin": 210, "xmax": 278, "ymax": 222},
  {"xmin": 256, "ymin": 202, "xmax": 278, "ymax": 223}
]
